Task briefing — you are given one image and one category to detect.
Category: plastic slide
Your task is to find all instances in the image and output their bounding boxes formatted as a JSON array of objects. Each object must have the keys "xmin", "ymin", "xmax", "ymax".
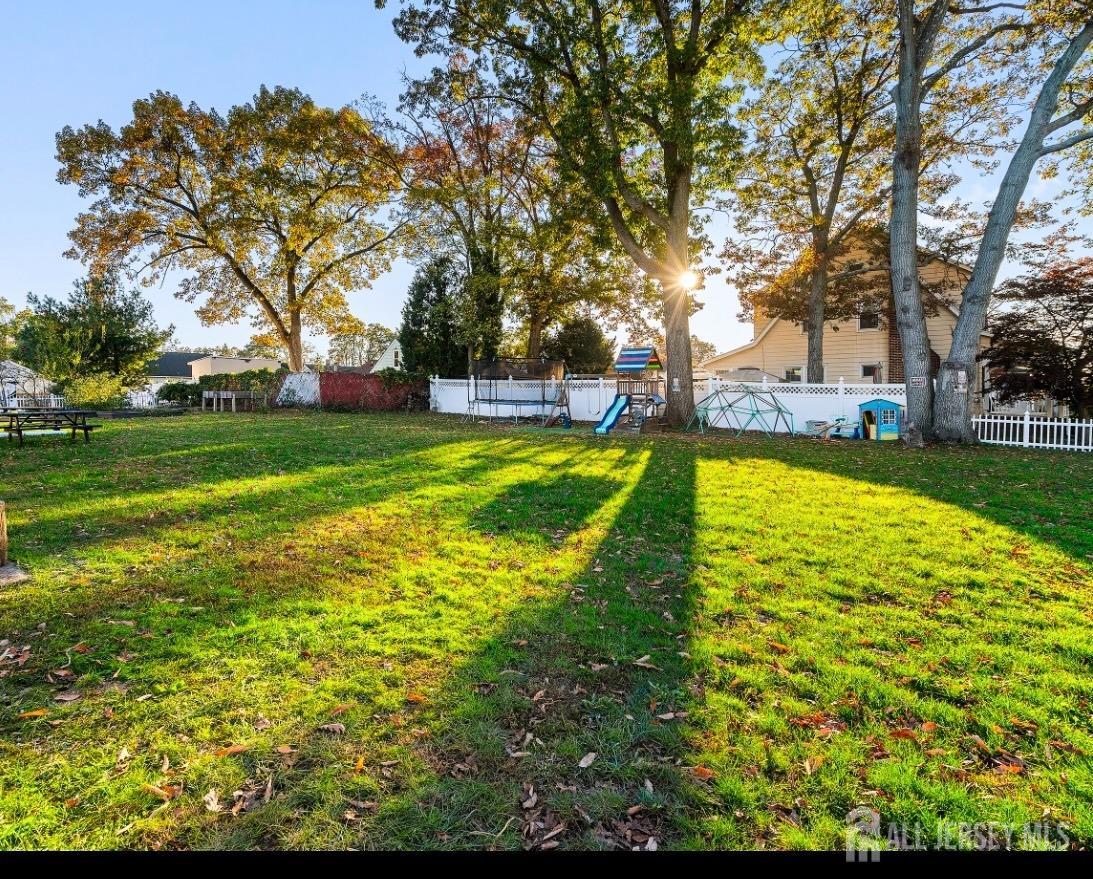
[{"xmin": 594, "ymin": 394, "xmax": 630, "ymax": 435}]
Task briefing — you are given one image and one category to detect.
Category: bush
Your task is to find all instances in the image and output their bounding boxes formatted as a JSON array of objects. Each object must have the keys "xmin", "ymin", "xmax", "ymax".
[
  {"xmin": 64, "ymin": 372, "xmax": 129, "ymax": 410},
  {"xmin": 155, "ymin": 369, "xmax": 289, "ymax": 407},
  {"xmin": 156, "ymin": 381, "xmax": 200, "ymax": 406}
]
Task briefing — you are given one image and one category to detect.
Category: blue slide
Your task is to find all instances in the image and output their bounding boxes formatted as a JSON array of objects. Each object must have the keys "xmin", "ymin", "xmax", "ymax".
[{"xmin": 594, "ymin": 394, "xmax": 630, "ymax": 435}]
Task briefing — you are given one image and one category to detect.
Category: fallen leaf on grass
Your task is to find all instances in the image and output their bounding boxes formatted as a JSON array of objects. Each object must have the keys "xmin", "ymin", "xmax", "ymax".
[
  {"xmin": 405, "ymin": 693, "xmax": 427, "ymax": 704},
  {"xmin": 632, "ymin": 655, "xmax": 660, "ymax": 670},
  {"xmin": 318, "ymin": 723, "xmax": 346, "ymax": 735},
  {"xmin": 354, "ymin": 755, "xmax": 365, "ymax": 774},
  {"xmin": 890, "ymin": 728, "xmax": 918, "ymax": 741},
  {"xmin": 54, "ymin": 691, "xmax": 82, "ymax": 703},
  {"xmin": 275, "ymin": 745, "xmax": 296, "ymax": 755},
  {"xmin": 768, "ymin": 641, "xmax": 792, "ymax": 655},
  {"xmin": 64, "ymin": 797, "xmax": 80, "ymax": 808},
  {"xmin": 691, "ymin": 766, "xmax": 716, "ymax": 780},
  {"xmin": 215, "ymin": 744, "xmax": 249, "ymax": 757},
  {"xmin": 203, "ymin": 789, "xmax": 221, "ymax": 812},
  {"xmin": 921, "ymin": 721, "xmax": 938, "ymax": 733},
  {"xmin": 18, "ymin": 708, "xmax": 48, "ymax": 719},
  {"xmin": 578, "ymin": 752, "xmax": 597, "ymax": 768},
  {"xmin": 331, "ymin": 703, "xmax": 353, "ymax": 716},
  {"xmin": 142, "ymin": 783, "xmax": 180, "ymax": 802}
]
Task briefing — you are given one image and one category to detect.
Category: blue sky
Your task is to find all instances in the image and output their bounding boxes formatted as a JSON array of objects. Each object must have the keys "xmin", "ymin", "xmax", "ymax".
[{"xmin": 0, "ymin": 3, "xmax": 1085, "ymax": 358}]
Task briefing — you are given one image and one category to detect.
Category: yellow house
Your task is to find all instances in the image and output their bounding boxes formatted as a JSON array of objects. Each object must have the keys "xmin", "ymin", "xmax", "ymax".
[{"xmin": 700, "ymin": 247, "xmax": 992, "ymax": 399}]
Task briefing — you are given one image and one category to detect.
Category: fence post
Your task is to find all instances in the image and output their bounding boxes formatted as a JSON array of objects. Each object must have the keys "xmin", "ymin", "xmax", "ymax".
[
  {"xmin": 0, "ymin": 501, "xmax": 7, "ymax": 567},
  {"xmin": 838, "ymin": 377, "xmax": 845, "ymax": 418},
  {"xmin": 707, "ymin": 376, "xmax": 714, "ymax": 397},
  {"xmin": 1022, "ymin": 407, "xmax": 1031, "ymax": 448}
]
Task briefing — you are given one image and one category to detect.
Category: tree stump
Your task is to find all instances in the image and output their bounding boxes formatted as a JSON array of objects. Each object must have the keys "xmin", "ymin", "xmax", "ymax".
[{"xmin": 0, "ymin": 501, "xmax": 29, "ymax": 585}]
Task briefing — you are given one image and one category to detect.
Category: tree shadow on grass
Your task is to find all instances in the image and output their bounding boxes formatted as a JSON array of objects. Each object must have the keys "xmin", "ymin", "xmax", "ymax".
[
  {"xmin": 312, "ymin": 440, "xmax": 703, "ymax": 851},
  {"xmin": 691, "ymin": 431, "xmax": 1093, "ymax": 566},
  {"xmin": 1, "ymin": 429, "xmax": 668, "ymax": 849},
  {"xmin": 672, "ymin": 435, "xmax": 1093, "ymax": 849}
]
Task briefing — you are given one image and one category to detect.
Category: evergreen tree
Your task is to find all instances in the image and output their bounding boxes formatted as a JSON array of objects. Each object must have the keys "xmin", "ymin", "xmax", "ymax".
[
  {"xmin": 543, "ymin": 317, "xmax": 615, "ymax": 375},
  {"xmin": 398, "ymin": 258, "xmax": 465, "ymax": 377},
  {"xmin": 16, "ymin": 274, "xmax": 171, "ymax": 387}
]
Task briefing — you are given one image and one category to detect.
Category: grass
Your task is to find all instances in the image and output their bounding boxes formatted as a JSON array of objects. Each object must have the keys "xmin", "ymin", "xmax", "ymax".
[{"xmin": 0, "ymin": 411, "xmax": 1090, "ymax": 851}]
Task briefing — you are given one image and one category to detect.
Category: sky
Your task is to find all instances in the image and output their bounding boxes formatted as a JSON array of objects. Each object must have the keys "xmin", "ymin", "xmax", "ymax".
[{"xmin": 0, "ymin": 3, "xmax": 1087, "ymax": 360}]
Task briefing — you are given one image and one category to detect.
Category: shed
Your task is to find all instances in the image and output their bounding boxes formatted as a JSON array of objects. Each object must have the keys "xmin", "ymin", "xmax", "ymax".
[{"xmin": 858, "ymin": 398, "xmax": 903, "ymax": 441}]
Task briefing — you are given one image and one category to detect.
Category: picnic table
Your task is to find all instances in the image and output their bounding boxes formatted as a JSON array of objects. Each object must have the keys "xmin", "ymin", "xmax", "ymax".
[{"xmin": 1, "ymin": 408, "xmax": 99, "ymax": 446}]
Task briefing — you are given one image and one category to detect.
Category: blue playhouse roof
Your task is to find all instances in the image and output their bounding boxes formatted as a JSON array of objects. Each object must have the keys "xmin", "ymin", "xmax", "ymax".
[
  {"xmin": 614, "ymin": 347, "xmax": 662, "ymax": 372},
  {"xmin": 858, "ymin": 398, "xmax": 903, "ymax": 410}
]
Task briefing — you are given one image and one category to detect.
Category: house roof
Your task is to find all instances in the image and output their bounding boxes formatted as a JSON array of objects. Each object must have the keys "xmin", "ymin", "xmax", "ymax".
[
  {"xmin": 187, "ymin": 354, "xmax": 281, "ymax": 364},
  {"xmin": 614, "ymin": 346, "xmax": 662, "ymax": 372},
  {"xmin": 145, "ymin": 351, "xmax": 202, "ymax": 378},
  {"xmin": 699, "ymin": 238, "xmax": 990, "ymax": 370}
]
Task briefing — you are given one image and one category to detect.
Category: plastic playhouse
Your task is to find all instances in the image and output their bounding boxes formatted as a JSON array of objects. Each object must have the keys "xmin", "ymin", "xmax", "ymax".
[
  {"xmin": 858, "ymin": 398, "xmax": 903, "ymax": 441},
  {"xmin": 594, "ymin": 347, "xmax": 666, "ymax": 435}
]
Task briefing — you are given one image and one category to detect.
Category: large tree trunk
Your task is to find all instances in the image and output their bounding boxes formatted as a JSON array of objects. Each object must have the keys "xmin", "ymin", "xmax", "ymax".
[
  {"xmin": 660, "ymin": 281, "xmax": 693, "ymax": 426},
  {"xmin": 933, "ymin": 21, "xmax": 1093, "ymax": 443},
  {"xmin": 806, "ymin": 252, "xmax": 828, "ymax": 383},
  {"xmin": 286, "ymin": 310, "xmax": 304, "ymax": 372},
  {"xmin": 889, "ymin": 18, "xmax": 934, "ymax": 444},
  {"xmin": 660, "ymin": 189, "xmax": 694, "ymax": 426},
  {"xmin": 526, "ymin": 310, "xmax": 545, "ymax": 359}
]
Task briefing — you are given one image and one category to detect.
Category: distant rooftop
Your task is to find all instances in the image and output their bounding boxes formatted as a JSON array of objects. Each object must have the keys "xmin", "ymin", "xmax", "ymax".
[{"xmin": 146, "ymin": 351, "xmax": 203, "ymax": 378}]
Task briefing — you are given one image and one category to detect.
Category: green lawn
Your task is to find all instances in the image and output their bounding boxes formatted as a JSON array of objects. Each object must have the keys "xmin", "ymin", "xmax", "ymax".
[{"xmin": 0, "ymin": 412, "xmax": 1090, "ymax": 850}]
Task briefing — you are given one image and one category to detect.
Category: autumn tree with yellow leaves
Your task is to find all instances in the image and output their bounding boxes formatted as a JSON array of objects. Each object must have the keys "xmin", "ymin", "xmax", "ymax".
[{"xmin": 56, "ymin": 86, "xmax": 408, "ymax": 371}]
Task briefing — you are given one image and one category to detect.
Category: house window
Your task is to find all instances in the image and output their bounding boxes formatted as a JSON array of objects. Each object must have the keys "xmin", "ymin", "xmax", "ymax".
[
  {"xmin": 785, "ymin": 366, "xmax": 803, "ymax": 383},
  {"xmin": 861, "ymin": 364, "xmax": 882, "ymax": 383},
  {"xmin": 858, "ymin": 310, "xmax": 880, "ymax": 331},
  {"xmin": 881, "ymin": 409, "xmax": 897, "ymax": 426}
]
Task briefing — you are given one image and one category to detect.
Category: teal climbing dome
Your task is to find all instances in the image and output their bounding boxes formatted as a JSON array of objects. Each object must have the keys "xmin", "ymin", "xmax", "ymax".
[{"xmin": 687, "ymin": 385, "xmax": 795, "ymax": 437}]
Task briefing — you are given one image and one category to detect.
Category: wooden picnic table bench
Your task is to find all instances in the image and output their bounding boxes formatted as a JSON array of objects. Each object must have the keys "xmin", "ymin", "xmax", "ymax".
[{"xmin": 1, "ymin": 408, "xmax": 100, "ymax": 447}]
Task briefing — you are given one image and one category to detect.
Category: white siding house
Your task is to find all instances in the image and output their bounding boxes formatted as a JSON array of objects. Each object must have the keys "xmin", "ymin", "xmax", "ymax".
[{"xmin": 370, "ymin": 339, "xmax": 403, "ymax": 373}]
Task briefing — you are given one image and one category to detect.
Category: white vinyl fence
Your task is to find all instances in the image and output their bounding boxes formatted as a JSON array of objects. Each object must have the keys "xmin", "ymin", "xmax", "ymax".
[
  {"xmin": 431, "ymin": 376, "xmax": 907, "ymax": 431},
  {"xmin": 973, "ymin": 412, "xmax": 1093, "ymax": 452},
  {"xmin": 4, "ymin": 394, "xmax": 67, "ymax": 409},
  {"xmin": 431, "ymin": 376, "xmax": 1093, "ymax": 452}
]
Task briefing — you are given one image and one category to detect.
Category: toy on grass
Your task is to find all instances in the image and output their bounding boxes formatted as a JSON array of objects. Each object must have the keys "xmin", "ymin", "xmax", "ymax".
[
  {"xmin": 803, "ymin": 418, "xmax": 861, "ymax": 439},
  {"xmin": 594, "ymin": 347, "xmax": 666, "ymax": 435},
  {"xmin": 687, "ymin": 385, "xmax": 795, "ymax": 437}
]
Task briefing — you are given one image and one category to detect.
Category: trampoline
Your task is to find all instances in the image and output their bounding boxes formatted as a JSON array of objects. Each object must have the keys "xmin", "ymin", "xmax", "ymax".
[{"xmin": 467, "ymin": 358, "xmax": 570, "ymax": 425}]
